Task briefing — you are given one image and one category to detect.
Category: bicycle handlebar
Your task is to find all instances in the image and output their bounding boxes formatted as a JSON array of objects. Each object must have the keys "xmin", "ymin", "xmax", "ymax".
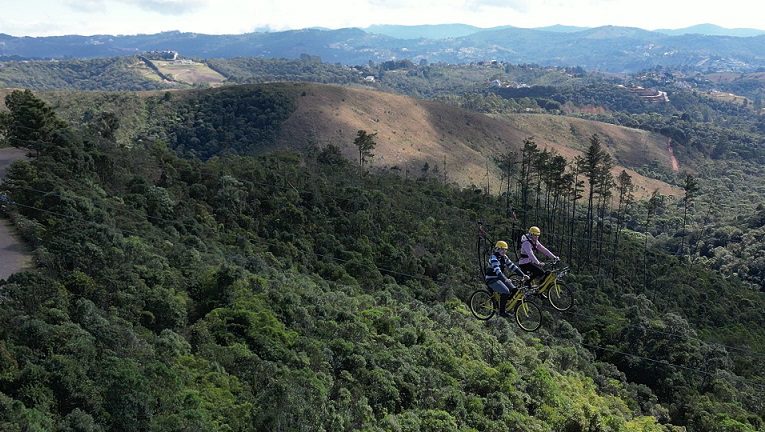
[{"xmin": 545, "ymin": 260, "xmax": 570, "ymax": 275}]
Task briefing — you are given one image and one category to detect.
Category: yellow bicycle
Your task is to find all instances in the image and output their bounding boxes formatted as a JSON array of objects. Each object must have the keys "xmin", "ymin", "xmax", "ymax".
[
  {"xmin": 524, "ymin": 262, "xmax": 574, "ymax": 311},
  {"xmin": 469, "ymin": 285, "xmax": 542, "ymax": 332}
]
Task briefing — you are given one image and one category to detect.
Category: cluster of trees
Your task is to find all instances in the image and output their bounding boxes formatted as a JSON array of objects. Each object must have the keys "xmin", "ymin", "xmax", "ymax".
[
  {"xmin": 493, "ymin": 82, "xmax": 648, "ymax": 115},
  {"xmin": 0, "ymin": 90, "xmax": 763, "ymax": 431},
  {"xmin": 492, "ymin": 134, "xmax": 633, "ymax": 274},
  {"xmin": 371, "ymin": 62, "xmax": 576, "ymax": 100},
  {"xmin": 434, "ymin": 93, "xmax": 546, "ymax": 114},
  {"xmin": 157, "ymin": 84, "xmax": 299, "ymax": 159},
  {"xmin": 206, "ymin": 56, "xmax": 364, "ymax": 85},
  {"xmin": 0, "ymin": 57, "xmax": 172, "ymax": 91}
]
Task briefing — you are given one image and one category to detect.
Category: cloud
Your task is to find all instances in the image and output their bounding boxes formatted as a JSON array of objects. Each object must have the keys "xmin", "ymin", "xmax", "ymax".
[
  {"xmin": 64, "ymin": 0, "xmax": 107, "ymax": 12},
  {"xmin": 366, "ymin": 0, "xmax": 413, "ymax": 7},
  {"xmin": 121, "ymin": 0, "xmax": 209, "ymax": 14},
  {"xmin": 464, "ymin": 0, "xmax": 531, "ymax": 12},
  {"xmin": 0, "ymin": 18, "xmax": 70, "ymax": 37},
  {"xmin": 63, "ymin": 0, "xmax": 208, "ymax": 15}
]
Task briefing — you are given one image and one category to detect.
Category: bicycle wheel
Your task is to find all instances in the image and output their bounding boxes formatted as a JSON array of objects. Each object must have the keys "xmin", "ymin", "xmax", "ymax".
[
  {"xmin": 514, "ymin": 300, "xmax": 542, "ymax": 332},
  {"xmin": 469, "ymin": 290, "xmax": 496, "ymax": 320},
  {"xmin": 548, "ymin": 281, "xmax": 574, "ymax": 311}
]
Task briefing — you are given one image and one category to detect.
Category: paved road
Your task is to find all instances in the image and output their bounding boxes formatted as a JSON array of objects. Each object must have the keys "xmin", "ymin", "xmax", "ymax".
[{"xmin": 0, "ymin": 147, "xmax": 32, "ymax": 280}]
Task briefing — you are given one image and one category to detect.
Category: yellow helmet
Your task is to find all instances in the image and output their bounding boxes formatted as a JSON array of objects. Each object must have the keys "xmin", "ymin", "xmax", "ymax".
[
  {"xmin": 529, "ymin": 226, "xmax": 541, "ymax": 236},
  {"xmin": 495, "ymin": 240, "xmax": 509, "ymax": 249}
]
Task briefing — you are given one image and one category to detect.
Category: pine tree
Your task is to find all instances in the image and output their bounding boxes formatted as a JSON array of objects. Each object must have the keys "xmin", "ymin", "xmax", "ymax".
[
  {"xmin": 613, "ymin": 170, "xmax": 634, "ymax": 277},
  {"xmin": 643, "ymin": 189, "xmax": 663, "ymax": 292},
  {"xmin": 4, "ymin": 89, "xmax": 68, "ymax": 156},
  {"xmin": 582, "ymin": 134, "xmax": 606, "ymax": 260},
  {"xmin": 518, "ymin": 137, "xmax": 538, "ymax": 229},
  {"xmin": 595, "ymin": 151, "xmax": 614, "ymax": 269},
  {"xmin": 679, "ymin": 173, "xmax": 700, "ymax": 259},
  {"xmin": 533, "ymin": 148, "xmax": 550, "ymax": 223},
  {"xmin": 569, "ymin": 157, "xmax": 585, "ymax": 265},
  {"xmin": 353, "ymin": 129, "xmax": 377, "ymax": 175},
  {"xmin": 494, "ymin": 149, "xmax": 518, "ymax": 220}
]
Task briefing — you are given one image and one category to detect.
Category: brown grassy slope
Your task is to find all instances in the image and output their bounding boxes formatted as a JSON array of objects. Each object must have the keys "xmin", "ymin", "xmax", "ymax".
[
  {"xmin": 705, "ymin": 71, "xmax": 765, "ymax": 84},
  {"xmin": 275, "ymin": 84, "xmax": 681, "ymax": 198},
  {"xmin": 152, "ymin": 60, "xmax": 227, "ymax": 86},
  {"xmin": 1, "ymin": 84, "xmax": 680, "ymax": 198}
]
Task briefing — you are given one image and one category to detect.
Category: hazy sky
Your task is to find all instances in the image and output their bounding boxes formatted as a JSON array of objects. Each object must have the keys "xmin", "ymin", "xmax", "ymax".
[{"xmin": 1, "ymin": 0, "xmax": 762, "ymax": 37}]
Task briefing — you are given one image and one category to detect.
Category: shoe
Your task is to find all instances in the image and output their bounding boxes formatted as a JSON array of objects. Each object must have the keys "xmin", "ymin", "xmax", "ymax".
[{"xmin": 498, "ymin": 294, "xmax": 510, "ymax": 318}]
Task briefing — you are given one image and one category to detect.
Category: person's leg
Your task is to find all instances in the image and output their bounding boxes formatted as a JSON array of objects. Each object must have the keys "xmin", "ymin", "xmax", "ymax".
[
  {"xmin": 520, "ymin": 263, "xmax": 544, "ymax": 284},
  {"xmin": 488, "ymin": 280, "xmax": 511, "ymax": 317}
]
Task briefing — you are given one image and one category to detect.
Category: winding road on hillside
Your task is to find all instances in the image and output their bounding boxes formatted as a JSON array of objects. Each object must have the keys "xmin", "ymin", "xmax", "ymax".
[{"xmin": 0, "ymin": 147, "xmax": 32, "ymax": 280}]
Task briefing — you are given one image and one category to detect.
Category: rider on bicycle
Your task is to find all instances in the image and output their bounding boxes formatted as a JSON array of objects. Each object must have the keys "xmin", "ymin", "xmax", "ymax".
[
  {"xmin": 485, "ymin": 240, "xmax": 529, "ymax": 317},
  {"xmin": 519, "ymin": 226, "xmax": 559, "ymax": 286}
]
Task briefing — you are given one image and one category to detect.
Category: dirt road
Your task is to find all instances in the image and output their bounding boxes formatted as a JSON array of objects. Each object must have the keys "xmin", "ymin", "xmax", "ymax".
[{"xmin": 0, "ymin": 147, "xmax": 32, "ymax": 280}]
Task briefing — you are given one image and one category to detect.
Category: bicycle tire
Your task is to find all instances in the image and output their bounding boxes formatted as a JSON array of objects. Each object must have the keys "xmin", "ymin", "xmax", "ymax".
[
  {"xmin": 469, "ymin": 290, "xmax": 496, "ymax": 320},
  {"xmin": 515, "ymin": 300, "xmax": 542, "ymax": 332},
  {"xmin": 548, "ymin": 281, "xmax": 574, "ymax": 311}
]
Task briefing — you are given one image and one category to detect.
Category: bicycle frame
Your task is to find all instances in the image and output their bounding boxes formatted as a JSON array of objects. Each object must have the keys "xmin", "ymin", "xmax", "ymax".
[
  {"xmin": 489, "ymin": 286, "xmax": 534, "ymax": 314},
  {"xmin": 536, "ymin": 266, "xmax": 569, "ymax": 297}
]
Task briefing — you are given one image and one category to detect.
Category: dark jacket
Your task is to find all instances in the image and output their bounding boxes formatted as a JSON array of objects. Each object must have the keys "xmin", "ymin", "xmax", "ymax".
[{"xmin": 485, "ymin": 252, "xmax": 525, "ymax": 282}]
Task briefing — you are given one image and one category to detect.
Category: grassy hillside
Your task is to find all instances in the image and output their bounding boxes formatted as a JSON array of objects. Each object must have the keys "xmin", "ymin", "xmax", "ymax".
[
  {"xmin": 151, "ymin": 60, "xmax": 227, "ymax": 86},
  {"xmin": 274, "ymin": 84, "xmax": 679, "ymax": 197},
  {"xmin": 21, "ymin": 83, "xmax": 681, "ymax": 198},
  {"xmin": 0, "ymin": 56, "xmax": 228, "ymax": 91},
  {"xmin": 0, "ymin": 57, "xmax": 174, "ymax": 91}
]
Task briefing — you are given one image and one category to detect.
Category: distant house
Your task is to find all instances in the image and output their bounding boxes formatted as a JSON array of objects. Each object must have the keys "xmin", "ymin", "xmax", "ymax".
[
  {"xmin": 364, "ymin": 76, "xmax": 376, "ymax": 82},
  {"xmin": 619, "ymin": 85, "xmax": 669, "ymax": 103}
]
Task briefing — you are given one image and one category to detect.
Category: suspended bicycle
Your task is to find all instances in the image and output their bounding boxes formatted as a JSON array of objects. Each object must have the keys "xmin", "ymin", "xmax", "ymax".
[
  {"xmin": 469, "ymin": 284, "xmax": 542, "ymax": 332},
  {"xmin": 523, "ymin": 261, "xmax": 574, "ymax": 311}
]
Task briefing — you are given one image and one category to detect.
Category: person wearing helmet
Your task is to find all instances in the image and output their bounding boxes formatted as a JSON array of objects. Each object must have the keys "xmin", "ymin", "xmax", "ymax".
[
  {"xmin": 519, "ymin": 226, "xmax": 559, "ymax": 285},
  {"xmin": 485, "ymin": 240, "xmax": 529, "ymax": 317}
]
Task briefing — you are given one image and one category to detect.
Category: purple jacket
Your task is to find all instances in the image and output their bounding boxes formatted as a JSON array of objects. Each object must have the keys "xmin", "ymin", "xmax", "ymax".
[{"xmin": 518, "ymin": 234, "xmax": 557, "ymax": 265}]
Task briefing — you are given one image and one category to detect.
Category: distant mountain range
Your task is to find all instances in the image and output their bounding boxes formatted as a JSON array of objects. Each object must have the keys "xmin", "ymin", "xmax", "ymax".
[
  {"xmin": 2, "ymin": 23, "xmax": 765, "ymax": 72},
  {"xmin": 654, "ymin": 23, "xmax": 765, "ymax": 37},
  {"xmin": 364, "ymin": 23, "xmax": 765, "ymax": 39}
]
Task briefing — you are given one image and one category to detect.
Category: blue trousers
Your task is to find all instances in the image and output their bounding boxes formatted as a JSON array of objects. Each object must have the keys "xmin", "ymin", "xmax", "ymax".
[{"xmin": 487, "ymin": 279, "xmax": 516, "ymax": 295}]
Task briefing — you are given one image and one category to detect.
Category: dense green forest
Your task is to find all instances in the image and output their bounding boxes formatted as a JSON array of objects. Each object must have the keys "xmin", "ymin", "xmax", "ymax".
[
  {"xmin": 0, "ymin": 57, "xmax": 173, "ymax": 91},
  {"xmin": 4, "ymin": 52, "xmax": 764, "ymax": 290},
  {"xmin": 206, "ymin": 56, "xmax": 363, "ymax": 85},
  {"xmin": 0, "ymin": 90, "xmax": 763, "ymax": 431},
  {"xmin": 19, "ymin": 62, "xmax": 765, "ymax": 293}
]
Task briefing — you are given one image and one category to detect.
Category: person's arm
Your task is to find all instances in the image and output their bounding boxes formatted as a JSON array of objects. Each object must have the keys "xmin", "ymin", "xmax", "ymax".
[
  {"xmin": 536, "ymin": 241, "xmax": 558, "ymax": 261},
  {"xmin": 489, "ymin": 255, "xmax": 503, "ymax": 278},
  {"xmin": 521, "ymin": 240, "xmax": 541, "ymax": 265},
  {"xmin": 506, "ymin": 259, "xmax": 527, "ymax": 279}
]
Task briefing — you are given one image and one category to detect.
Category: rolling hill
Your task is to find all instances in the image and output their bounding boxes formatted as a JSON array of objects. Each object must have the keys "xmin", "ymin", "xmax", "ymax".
[
  {"xmin": 655, "ymin": 23, "xmax": 765, "ymax": 37},
  {"xmin": 7, "ymin": 83, "xmax": 680, "ymax": 198},
  {"xmin": 0, "ymin": 56, "xmax": 225, "ymax": 90},
  {"xmin": 273, "ymin": 84, "xmax": 681, "ymax": 198}
]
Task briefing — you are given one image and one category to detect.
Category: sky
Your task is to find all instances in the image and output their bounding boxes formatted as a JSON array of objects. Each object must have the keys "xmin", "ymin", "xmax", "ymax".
[{"xmin": 1, "ymin": 0, "xmax": 762, "ymax": 37}]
